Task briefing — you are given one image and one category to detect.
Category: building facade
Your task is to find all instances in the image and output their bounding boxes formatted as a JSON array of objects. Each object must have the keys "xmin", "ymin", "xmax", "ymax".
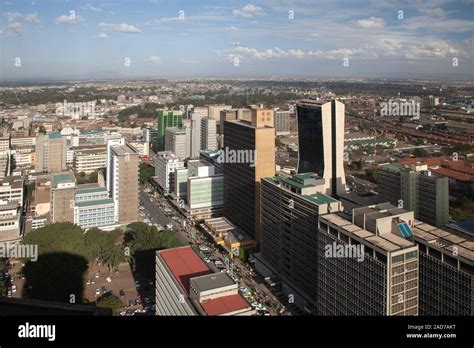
[
  {"xmin": 296, "ymin": 99, "xmax": 346, "ymax": 196},
  {"xmin": 223, "ymin": 106, "xmax": 275, "ymax": 243}
]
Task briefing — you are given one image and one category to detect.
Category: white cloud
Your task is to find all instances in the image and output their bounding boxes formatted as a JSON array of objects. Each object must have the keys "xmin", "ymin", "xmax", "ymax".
[
  {"xmin": 55, "ymin": 14, "xmax": 83, "ymax": 24},
  {"xmin": 160, "ymin": 16, "xmax": 185, "ymax": 24},
  {"xmin": 233, "ymin": 4, "xmax": 265, "ymax": 18},
  {"xmin": 218, "ymin": 34, "xmax": 471, "ymax": 63},
  {"xmin": 147, "ymin": 56, "xmax": 161, "ymax": 64},
  {"xmin": 99, "ymin": 22, "xmax": 142, "ymax": 33},
  {"xmin": 220, "ymin": 45, "xmax": 305, "ymax": 61},
  {"xmin": 82, "ymin": 3, "xmax": 103, "ymax": 12},
  {"xmin": 5, "ymin": 12, "xmax": 23, "ymax": 22},
  {"xmin": 93, "ymin": 33, "xmax": 109, "ymax": 39},
  {"xmin": 224, "ymin": 26, "xmax": 239, "ymax": 31},
  {"xmin": 355, "ymin": 17, "xmax": 385, "ymax": 29},
  {"xmin": 6, "ymin": 21, "xmax": 24, "ymax": 36},
  {"xmin": 25, "ymin": 12, "xmax": 39, "ymax": 23},
  {"xmin": 418, "ymin": 7, "xmax": 446, "ymax": 17}
]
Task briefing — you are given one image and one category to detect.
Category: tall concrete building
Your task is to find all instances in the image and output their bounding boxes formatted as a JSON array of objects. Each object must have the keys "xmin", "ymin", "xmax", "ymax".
[
  {"xmin": 378, "ymin": 164, "xmax": 449, "ymax": 227},
  {"xmin": 274, "ymin": 109, "xmax": 291, "ymax": 135},
  {"xmin": 157, "ymin": 110, "xmax": 183, "ymax": 151},
  {"xmin": 189, "ymin": 114, "xmax": 202, "ymax": 159},
  {"xmin": 106, "ymin": 138, "xmax": 125, "ymax": 195},
  {"xmin": 223, "ymin": 106, "xmax": 275, "ymax": 244},
  {"xmin": 35, "ymin": 133, "xmax": 67, "ymax": 173},
  {"xmin": 200, "ymin": 117, "xmax": 217, "ymax": 151},
  {"xmin": 410, "ymin": 220, "xmax": 473, "ymax": 315},
  {"xmin": 256, "ymin": 173, "xmax": 343, "ymax": 314},
  {"xmin": 0, "ymin": 176, "xmax": 24, "ymax": 242},
  {"xmin": 318, "ymin": 204, "xmax": 419, "ymax": 316},
  {"xmin": 153, "ymin": 151, "xmax": 185, "ymax": 193},
  {"xmin": 108, "ymin": 144, "xmax": 139, "ymax": 224},
  {"xmin": 296, "ymin": 99, "xmax": 346, "ymax": 196},
  {"xmin": 208, "ymin": 104, "xmax": 232, "ymax": 120},
  {"xmin": 219, "ymin": 109, "xmax": 238, "ymax": 136},
  {"xmin": 50, "ymin": 171, "xmax": 76, "ymax": 223},
  {"xmin": 165, "ymin": 127, "xmax": 190, "ymax": 160}
]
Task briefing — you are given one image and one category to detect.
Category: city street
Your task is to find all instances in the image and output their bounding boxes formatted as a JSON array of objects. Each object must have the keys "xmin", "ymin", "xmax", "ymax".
[{"xmin": 138, "ymin": 183, "xmax": 287, "ymax": 316}]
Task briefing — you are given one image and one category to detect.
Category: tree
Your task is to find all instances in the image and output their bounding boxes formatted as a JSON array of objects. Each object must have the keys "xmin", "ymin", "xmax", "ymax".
[
  {"xmin": 124, "ymin": 222, "xmax": 182, "ymax": 278},
  {"xmin": 413, "ymin": 148, "xmax": 429, "ymax": 158},
  {"xmin": 22, "ymin": 223, "xmax": 89, "ymax": 259},
  {"xmin": 139, "ymin": 163, "xmax": 154, "ymax": 183},
  {"xmin": 365, "ymin": 168, "xmax": 378, "ymax": 183},
  {"xmin": 96, "ymin": 294, "xmax": 124, "ymax": 315},
  {"xmin": 84, "ymin": 228, "xmax": 124, "ymax": 271}
]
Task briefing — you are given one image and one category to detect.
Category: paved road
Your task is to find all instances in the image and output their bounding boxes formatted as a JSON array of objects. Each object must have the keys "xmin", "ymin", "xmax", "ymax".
[
  {"xmin": 138, "ymin": 186, "xmax": 191, "ymax": 245},
  {"xmin": 139, "ymin": 183, "xmax": 287, "ymax": 315}
]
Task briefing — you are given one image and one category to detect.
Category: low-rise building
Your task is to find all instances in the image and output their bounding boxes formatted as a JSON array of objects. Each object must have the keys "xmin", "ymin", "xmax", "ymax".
[
  {"xmin": 155, "ymin": 246, "xmax": 253, "ymax": 316},
  {"xmin": 73, "ymin": 146, "xmax": 107, "ymax": 174}
]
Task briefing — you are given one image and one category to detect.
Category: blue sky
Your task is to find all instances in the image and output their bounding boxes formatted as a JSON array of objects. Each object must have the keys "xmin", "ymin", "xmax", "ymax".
[{"xmin": 1, "ymin": 0, "xmax": 473, "ymax": 80}]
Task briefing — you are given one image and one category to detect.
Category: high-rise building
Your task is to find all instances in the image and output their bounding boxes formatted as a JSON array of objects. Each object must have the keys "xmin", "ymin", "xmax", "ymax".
[
  {"xmin": 189, "ymin": 114, "xmax": 202, "ymax": 158},
  {"xmin": 50, "ymin": 171, "xmax": 76, "ymax": 223},
  {"xmin": 156, "ymin": 110, "xmax": 183, "ymax": 151},
  {"xmin": 378, "ymin": 164, "xmax": 449, "ymax": 227},
  {"xmin": 165, "ymin": 127, "xmax": 190, "ymax": 160},
  {"xmin": 223, "ymin": 106, "xmax": 275, "ymax": 243},
  {"xmin": 108, "ymin": 144, "xmax": 139, "ymax": 224},
  {"xmin": 274, "ymin": 109, "xmax": 291, "ymax": 135},
  {"xmin": 200, "ymin": 117, "xmax": 217, "ymax": 151},
  {"xmin": 410, "ymin": 221, "xmax": 473, "ymax": 315},
  {"xmin": 0, "ymin": 201, "xmax": 22, "ymax": 242},
  {"xmin": 0, "ymin": 176, "xmax": 23, "ymax": 242},
  {"xmin": 35, "ymin": 133, "xmax": 67, "ymax": 173},
  {"xmin": 296, "ymin": 99, "xmax": 346, "ymax": 196},
  {"xmin": 317, "ymin": 204, "xmax": 419, "ymax": 316},
  {"xmin": 192, "ymin": 106, "xmax": 209, "ymax": 118},
  {"xmin": 154, "ymin": 151, "xmax": 185, "ymax": 193},
  {"xmin": 106, "ymin": 138, "xmax": 125, "ymax": 195},
  {"xmin": 256, "ymin": 173, "xmax": 343, "ymax": 314},
  {"xmin": 208, "ymin": 104, "xmax": 232, "ymax": 120},
  {"xmin": 219, "ymin": 110, "xmax": 238, "ymax": 136}
]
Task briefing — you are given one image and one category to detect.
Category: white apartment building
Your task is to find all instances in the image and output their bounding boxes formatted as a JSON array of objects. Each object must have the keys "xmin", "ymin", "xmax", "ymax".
[
  {"xmin": 165, "ymin": 127, "xmax": 190, "ymax": 160},
  {"xmin": 74, "ymin": 146, "xmax": 107, "ymax": 173},
  {"xmin": 154, "ymin": 151, "xmax": 184, "ymax": 193},
  {"xmin": 200, "ymin": 117, "xmax": 217, "ymax": 151}
]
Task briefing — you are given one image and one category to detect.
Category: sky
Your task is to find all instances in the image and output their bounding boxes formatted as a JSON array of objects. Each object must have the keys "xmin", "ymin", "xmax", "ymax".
[{"xmin": 1, "ymin": 0, "xmax": 473, "ymax": 80}]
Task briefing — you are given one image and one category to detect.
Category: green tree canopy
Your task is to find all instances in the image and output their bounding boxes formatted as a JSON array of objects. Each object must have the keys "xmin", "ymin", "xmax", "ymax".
[{"xmin": 96, "ymin": 294, "xmax": 124, "ymax": 315}]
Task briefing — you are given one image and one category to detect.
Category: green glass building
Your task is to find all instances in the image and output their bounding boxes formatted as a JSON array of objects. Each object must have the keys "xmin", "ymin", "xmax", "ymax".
[{"xmin": 157, "ymin": 110, "xmax": 183, "ymax": 151}]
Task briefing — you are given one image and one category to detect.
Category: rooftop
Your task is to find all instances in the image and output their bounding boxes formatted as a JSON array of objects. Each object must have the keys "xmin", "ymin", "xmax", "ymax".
[
  {"xmin": 159, "ymin": 246, "xmax": 211, "ymax": 294},
  {"xmin": 200, "ymin": 294, "xmax": 250, "ymax": 316},
  {"xmin": 412, "ymin": 220, "xmax": 474, "ymax": 262},
  {"xmin": 76, "ymin": 198, "xmax": 114, "ymax": 208},
  {"xmin": 76, "ymin": 186, "xmax": 107, "ymax": 195},
  {"xmin": 191, "ymin": 272, "xmax": 235, "ymax": 292},
  {"xmin": 111, "ymin": 144, "xmax": 137, "ymax": 156}
]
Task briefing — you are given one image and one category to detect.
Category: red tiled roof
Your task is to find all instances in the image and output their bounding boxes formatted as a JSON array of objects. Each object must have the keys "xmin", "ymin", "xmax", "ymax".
[
  {"xmin": 200, "ymin": 294, "xmax": 250, "ymax": 316},
  {"xmin": 397, "ymin": 156, "xmax": 446, "ymax": 167},
  {"xmin": 160, "ymin": 247, "xmax": 211, "ymax": 294},
  {"xmin": 431, "ymin": 167, "xmax": 474, "ymax": 182}
]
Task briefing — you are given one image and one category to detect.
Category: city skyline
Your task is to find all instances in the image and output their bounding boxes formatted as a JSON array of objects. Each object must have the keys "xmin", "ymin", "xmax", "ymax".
[{"xmin": 1, "ymin": 0, "xmax": 474, "ymax": 81}]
